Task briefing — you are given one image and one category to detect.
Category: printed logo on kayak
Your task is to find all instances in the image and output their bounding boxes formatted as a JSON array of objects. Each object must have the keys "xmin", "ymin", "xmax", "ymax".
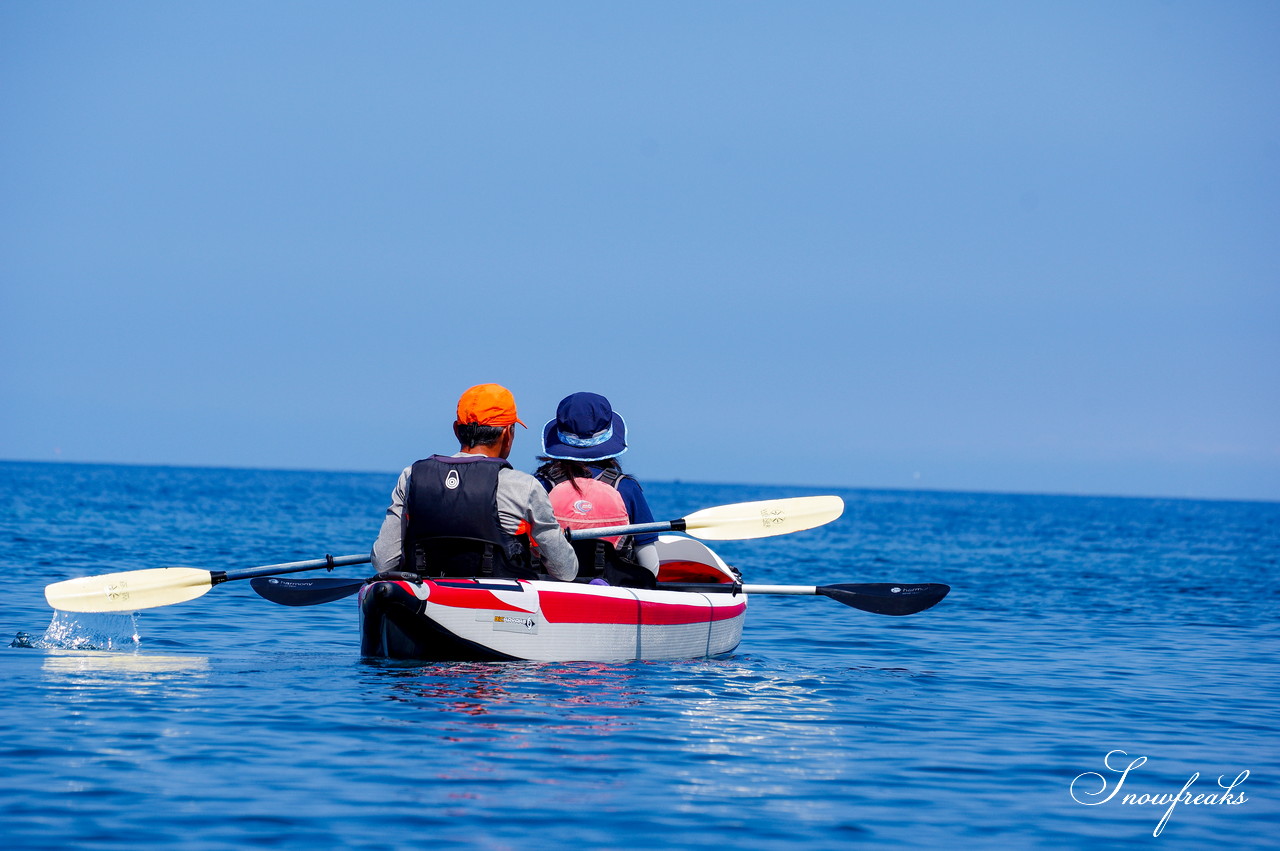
[
  {"xmin": 1070, "ymin": 750, "xmax": 1249, "ymax": 837},
  {"xmin": 445, "ymin": 470, "xmax": 460, "ymax": 490},
  {"xmin": 759, "ymin": 507, "xmax": 786, "ymax": 528},
  {"xmin": 478, "ymin": 613, "xmax": 539, "ymax": 634}
]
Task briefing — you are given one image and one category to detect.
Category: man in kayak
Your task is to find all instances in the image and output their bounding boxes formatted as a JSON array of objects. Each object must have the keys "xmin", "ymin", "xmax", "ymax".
[{"xmin": 371, "ymin": 384, "xmax": 579, "ymax": 581}]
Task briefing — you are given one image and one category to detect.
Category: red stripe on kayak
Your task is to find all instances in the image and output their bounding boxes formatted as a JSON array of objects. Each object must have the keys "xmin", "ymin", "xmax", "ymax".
[
  {"xmin": 539, "ymin": 590, "xmax": 745, "ymax": 625},
  {"xmin": 421, "ymin": 579, "xmax": 533, "ymax": 614}
]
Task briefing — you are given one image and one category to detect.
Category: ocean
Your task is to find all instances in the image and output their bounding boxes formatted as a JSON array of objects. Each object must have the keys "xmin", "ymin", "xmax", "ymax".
[{"xmin": 1, "ymin": 460, "xmax": 1276, "ymax": 849}]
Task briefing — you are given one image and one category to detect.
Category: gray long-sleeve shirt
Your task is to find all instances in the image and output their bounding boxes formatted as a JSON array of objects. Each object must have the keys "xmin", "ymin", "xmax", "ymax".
[{"xmin": 371, "ymin": 453, "xmax": 579, "ymax": 581}]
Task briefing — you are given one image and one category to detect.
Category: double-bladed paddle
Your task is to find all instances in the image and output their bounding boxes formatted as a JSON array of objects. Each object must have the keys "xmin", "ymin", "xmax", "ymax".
[
  {"xmin": 250, "ymin": 575, "xmax": 950, "ymax": 616},
  {"xmin": 43, "ymin": 495, "xmax": 845, "ymax": 613}
]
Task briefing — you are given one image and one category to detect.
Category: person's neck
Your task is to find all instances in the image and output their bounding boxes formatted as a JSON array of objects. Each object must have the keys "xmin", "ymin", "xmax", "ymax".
[{"xmin": 459, "ymin": 444, "xmax": 505, "ymax": 459}]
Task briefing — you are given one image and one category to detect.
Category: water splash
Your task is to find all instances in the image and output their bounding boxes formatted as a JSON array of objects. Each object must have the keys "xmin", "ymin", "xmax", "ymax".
[{"xmin": 32, "ymin": 610, "xmax": 141, "ymax": 651}]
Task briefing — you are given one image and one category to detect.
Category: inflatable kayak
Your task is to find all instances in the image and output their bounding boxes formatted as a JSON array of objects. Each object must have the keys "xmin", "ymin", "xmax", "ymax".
[{"xmin": 359, "ymin": 536, "xmax": 747, "ymax": 662}]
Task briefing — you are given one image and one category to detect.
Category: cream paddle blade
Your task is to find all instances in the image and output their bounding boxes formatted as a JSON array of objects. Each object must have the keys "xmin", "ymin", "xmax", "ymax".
[
  {"xmin": 44, "ymin": 567, "xmax": 214, "ymax": 613},
  {"xmin": 679, "ymin": 495, "xmax": 845, "ymax": 540}
]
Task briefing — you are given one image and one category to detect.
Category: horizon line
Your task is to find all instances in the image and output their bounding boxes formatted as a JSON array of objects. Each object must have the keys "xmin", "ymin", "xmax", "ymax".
[{"xmin": 2, "ymin": 456, "xmax": 1275, "ymax": 507}]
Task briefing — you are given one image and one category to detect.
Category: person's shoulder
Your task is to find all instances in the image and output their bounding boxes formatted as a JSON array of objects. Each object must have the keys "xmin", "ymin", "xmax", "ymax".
[
  {"xmin": 497, "ymin": 468, "xmax": 555, "ymax": 507},
  {"xmin": 616, "ymin": 471, "xmax": 646, "ymax": 492},
  {"xmin": 497, "ymin": 466, "xmax": 543, "ymax": 489}
]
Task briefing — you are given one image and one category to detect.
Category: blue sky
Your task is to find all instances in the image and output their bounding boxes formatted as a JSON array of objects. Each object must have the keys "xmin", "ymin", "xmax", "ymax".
[{"xmin": 2, "ymin": 2, "xmax": 1277, "ymax": 501}]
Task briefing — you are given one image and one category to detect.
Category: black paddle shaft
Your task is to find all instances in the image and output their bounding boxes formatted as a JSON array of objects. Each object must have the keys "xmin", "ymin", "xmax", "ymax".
[{"xmin": 212, "ymin": 553, "xmax": 372, "ymax": 586}]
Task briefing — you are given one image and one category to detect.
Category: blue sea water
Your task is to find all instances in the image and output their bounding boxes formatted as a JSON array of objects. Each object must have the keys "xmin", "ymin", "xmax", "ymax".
[{"xmin": 1, "ymin": 460, "xmax": 1276, "ymax": 850}]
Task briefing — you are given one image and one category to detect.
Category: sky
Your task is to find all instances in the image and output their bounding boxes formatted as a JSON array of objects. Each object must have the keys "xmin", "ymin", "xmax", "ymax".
[{"xmin": 2, "ymin": 2, "xmax": 1277, "ymax": 502}]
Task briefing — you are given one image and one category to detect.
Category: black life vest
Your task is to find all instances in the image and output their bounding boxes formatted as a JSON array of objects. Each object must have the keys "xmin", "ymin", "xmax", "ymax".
[{"xmin": 402, "ymin": 455, "xmax": 535, "ymax": 579}]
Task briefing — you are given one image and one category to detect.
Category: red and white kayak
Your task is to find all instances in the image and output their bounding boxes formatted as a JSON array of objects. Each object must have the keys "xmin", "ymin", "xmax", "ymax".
[{"xmin": 358, "ymin": 536, "xmax": 747, "ymax": 662}]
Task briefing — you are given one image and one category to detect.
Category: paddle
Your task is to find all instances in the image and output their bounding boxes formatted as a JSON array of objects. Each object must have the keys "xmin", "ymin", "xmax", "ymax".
[
  {"xmin": 44, "ymin": 554, "xmax": 372, "ymax": 613},
  {"xmin": 566, "ymin": 495, "xmax": 845, "ymax": 542},
  {"xmin": 45, "ymin": 496, "xmax": 845, "ymax": 613},
  {"xmin": 251, "ymin": 575, "xmax": 949, "ymax": 616},
  {"xmin": 250, "ymin": 495, "xmax": 847, "ymax": 607}
]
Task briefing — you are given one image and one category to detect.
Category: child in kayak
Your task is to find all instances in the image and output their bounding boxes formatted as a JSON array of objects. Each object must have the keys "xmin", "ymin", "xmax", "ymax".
[{"xmin": 534, "ymin": 392, "xmax": 659, "ymax": 588}]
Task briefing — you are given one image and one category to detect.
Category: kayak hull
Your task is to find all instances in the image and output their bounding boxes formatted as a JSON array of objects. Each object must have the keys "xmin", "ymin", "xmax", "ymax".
[{"xmin": 359, "ymin": 537, "xmax": 747, "ymax": 662}]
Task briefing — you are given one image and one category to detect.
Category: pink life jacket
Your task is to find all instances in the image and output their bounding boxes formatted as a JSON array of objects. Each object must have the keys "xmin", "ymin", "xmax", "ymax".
[{"xmin": 547, "ymin": 471, "xmax": 630, "ymax": 548}]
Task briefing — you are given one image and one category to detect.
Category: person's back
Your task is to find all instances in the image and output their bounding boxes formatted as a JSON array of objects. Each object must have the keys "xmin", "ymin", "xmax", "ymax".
[
  {"xmin": 403, "ymin": 453, "xmax": 534, "ymax": 578},
  {"xmin": 371, "ymin": 384, "xmax": 578, "ymax": 582}
]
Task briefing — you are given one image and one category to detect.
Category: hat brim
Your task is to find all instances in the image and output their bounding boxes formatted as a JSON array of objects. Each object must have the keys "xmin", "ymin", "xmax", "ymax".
[{"xmin": 541, "ymin": 412, "xmax": 628, "ymax": 461}]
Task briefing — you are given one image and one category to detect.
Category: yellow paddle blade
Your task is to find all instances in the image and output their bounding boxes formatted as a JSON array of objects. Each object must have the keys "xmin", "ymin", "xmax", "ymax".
[
  {"xmin": 682, "ymin": 495, "xmax": 845, "ymax": 540},
  {"xmin": 44, "ymin": 567, "xmax": 214, "ymax": 613}
]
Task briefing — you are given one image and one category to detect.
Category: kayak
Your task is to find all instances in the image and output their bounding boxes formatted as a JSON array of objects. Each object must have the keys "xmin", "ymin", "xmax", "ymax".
[{"xmin": 359, "ymin": 536, "xmax": 747, "ymax": 662}]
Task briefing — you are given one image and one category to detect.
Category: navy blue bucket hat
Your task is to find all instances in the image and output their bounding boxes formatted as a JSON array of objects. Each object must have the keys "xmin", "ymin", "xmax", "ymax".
[{"xmin": 541, "ymin": 392, "xmax": 628, "ymax": 461}]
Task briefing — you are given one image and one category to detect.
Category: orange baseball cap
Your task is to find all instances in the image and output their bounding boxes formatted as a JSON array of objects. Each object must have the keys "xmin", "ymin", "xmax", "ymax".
[{"xmin": 456, "ymin": 384, "xmax": 527, "ymax": 428}]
